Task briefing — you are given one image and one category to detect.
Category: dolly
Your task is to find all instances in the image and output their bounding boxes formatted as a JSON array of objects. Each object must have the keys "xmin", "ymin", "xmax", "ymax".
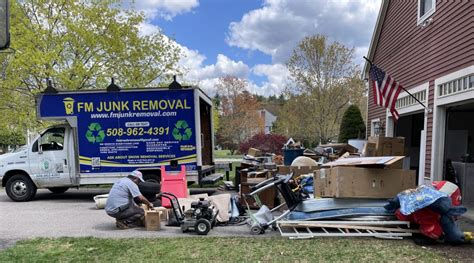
[{"xmin": 158, "ymin": 192, "xmax": 218, "ymax": 235}]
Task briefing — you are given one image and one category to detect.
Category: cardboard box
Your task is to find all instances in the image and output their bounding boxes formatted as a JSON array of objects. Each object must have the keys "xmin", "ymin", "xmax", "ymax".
[
  {"xmin": 154, "ymin": 206, "xmax": 169, "ymax": 222},
  {"xmin": 314, "ymin": 167, "xmax": 416, "ymax": 199},
  {"xmin": 247, "ymin": 147, "xmax": 263, "ymax": 157},
  {"xmin": 362, "ymin": 142, "xmax": 377, "ymax": 157},
  {"xmin": 144, "ymin": 209, "xmax": 161, "ymax": 231},
  {"xmin": 368, "ymin": 136, "xmax": 405, "ymax": 156}
]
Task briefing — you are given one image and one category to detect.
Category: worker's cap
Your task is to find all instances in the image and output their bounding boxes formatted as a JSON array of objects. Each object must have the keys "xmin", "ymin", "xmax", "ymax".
[{"xmin": 129, "ymin": 170, "xmax": 144, "ymax": 182}]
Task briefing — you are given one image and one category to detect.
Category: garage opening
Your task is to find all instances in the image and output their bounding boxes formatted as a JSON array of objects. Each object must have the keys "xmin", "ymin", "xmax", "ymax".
[
  {"xmin": 445, "ymin": 101, "xmax": 474, "ymax": 206},
  {"xmin": 395, "ymin": 112, "xmax": 424, "ymax": 183}
]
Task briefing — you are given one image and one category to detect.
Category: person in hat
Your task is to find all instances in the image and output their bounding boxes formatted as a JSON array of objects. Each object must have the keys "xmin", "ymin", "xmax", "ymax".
[{"xmin": 105, "ymin": 170, "xmax": 154, "ymax": 229}]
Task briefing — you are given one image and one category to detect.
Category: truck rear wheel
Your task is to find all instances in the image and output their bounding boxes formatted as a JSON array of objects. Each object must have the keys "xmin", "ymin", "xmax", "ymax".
[
  {"xmin": 48, "ymin": 187, "xmax": 69, "ymax": 194},
  {"xmin": 6, "ymin": 174, "xmax": 37, "ymax": 202},
  {"xmin": 143, "ymin": 174, "xmax": 160, "ymax": 184}
]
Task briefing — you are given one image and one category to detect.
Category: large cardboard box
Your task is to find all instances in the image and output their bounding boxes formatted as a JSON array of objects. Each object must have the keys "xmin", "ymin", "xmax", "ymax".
[
  {"xmin": 368, "ymin": 136, "xmax": 405, "ymax": 156},
  {"xmin": 314, "ymin": 167, "xmax": 416, "ymax": 198},
  {"xmin": 144, "ymin": 209, "xmax": 161, "ymax": 231}
]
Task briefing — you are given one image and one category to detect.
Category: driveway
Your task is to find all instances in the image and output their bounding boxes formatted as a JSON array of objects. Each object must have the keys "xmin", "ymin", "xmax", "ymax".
[{"xmin": 0, "ymin": 188, "xmax": 275, "ymax": 249}]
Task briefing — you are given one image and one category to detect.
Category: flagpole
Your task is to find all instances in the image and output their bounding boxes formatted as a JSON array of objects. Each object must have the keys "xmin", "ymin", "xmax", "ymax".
[{"xmin": 364, "ymin": 56, "xmax": 430, "ymax": 112}]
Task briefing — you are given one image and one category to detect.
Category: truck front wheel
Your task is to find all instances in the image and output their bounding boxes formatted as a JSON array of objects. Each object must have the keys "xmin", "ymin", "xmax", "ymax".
[{"xmin": 6, "ymin": 174, "xmax": 37, "ymax": 202}]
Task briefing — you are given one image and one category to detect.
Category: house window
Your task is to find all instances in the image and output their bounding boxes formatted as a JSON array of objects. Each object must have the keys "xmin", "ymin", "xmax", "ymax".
[{"xmin": 418, "ymin": 0, "xmax": 436, "ymax": 25}]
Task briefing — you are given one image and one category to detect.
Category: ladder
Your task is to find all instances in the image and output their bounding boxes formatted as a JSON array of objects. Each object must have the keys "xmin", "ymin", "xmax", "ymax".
[{"xmin": 277, "ymin": 220, "xmax": 419, "ymax": 239}]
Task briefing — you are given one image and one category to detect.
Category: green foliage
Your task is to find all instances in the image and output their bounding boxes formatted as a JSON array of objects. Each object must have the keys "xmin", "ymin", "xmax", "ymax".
[
  {"xmin": 0, "ymin": 129, "xmax": 25, "ymax": 147},
  {"xmin": 275, "ymin": 35, "xmax": 366, "ymax": 144},
  {"xmin": 0, "ymin": 0, "xmax": 181, "ymax": 136},
  {"xmin": 212, "ymin": 94, "xmax": 220, "ymax": 134},
  {"xmin": 338, "ymin": 105, "xmax": 366, "ymax": 143},
  {"xmin": 0, "ymin": 237, "xmax": 448, "ymax": 262}
]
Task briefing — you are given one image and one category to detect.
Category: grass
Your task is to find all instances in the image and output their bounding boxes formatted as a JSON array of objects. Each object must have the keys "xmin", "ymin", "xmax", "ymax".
[
  {"xmin": 214, "ymin": 149, "xmax": 242, "ymax": 159},
  {"xmin": 0, "ymin": 237, "xmax": 449, "ymax": 262},
  {"xmin": 189, "ymin": 161, "xmax": 241, "ymax": 188}
]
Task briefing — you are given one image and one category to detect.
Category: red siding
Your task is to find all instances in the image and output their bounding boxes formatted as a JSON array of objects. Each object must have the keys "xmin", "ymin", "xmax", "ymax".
[{"xmin": 367, "ymin": 0, "xmax": 474, "ymax": 176}]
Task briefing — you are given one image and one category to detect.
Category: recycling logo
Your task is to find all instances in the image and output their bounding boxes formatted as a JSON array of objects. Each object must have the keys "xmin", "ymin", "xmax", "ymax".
[
  {"xmin": 172, "ymin": 120, "xmax": 192, "ymax": 141},
  {"xmin": 85, "ymin": 123, "xmax": 106, "ymax": 144}
]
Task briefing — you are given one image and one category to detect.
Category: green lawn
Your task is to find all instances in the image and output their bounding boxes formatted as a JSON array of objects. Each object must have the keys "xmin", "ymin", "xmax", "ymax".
[
  {"xmin": 214, "ymin": 149, "xmax": 242, "ymax": 159},
  {"xmin": 0, "ymin": 237, "xmax": 449, "ymax": 262}
]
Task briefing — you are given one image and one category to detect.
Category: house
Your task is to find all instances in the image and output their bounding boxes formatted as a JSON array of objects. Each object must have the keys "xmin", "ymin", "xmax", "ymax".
[
  {"xmin": 259, "ymin": 108, "xmax": 277, "ymax": 134},
  {"xmin": 364, "ymin": 0, "xmax": 474, "ymax": 198}
]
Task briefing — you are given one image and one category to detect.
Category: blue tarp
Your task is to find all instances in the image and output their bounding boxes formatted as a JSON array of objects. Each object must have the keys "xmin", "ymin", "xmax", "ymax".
[{"xmin": 288, "ymin": 207, "xmax": 393, "ymax": 220}]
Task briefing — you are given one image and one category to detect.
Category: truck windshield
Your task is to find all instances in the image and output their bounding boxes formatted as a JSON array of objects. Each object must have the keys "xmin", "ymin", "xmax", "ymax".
[{"xmin": 32, "ymin": 127, "xmax": 65, "ymax": 152}]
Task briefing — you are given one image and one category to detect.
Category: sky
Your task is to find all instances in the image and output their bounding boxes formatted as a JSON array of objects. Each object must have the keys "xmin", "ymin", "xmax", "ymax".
[{"xmin": 128, "ymin": 0, "xmax": 381, "ymax": 96}]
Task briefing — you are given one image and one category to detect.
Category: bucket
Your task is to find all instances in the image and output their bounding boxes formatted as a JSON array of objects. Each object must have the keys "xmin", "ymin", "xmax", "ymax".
[
  {"xmin": 93, "ymin": 194, "xmax": 109, "ymax": 209},
  {"xmin": 283, "ymin": 149, "xmax": 304, "ymax": 165}
]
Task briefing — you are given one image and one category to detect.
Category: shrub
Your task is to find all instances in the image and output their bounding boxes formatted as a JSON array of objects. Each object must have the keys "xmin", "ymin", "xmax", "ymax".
[
  {"xmin": 338, "ymin": 105, "xmax": 366, "ymax": 143},
  {"xmin": 239, "ymin": 133, "xmax": 287, "ymax": 155}
]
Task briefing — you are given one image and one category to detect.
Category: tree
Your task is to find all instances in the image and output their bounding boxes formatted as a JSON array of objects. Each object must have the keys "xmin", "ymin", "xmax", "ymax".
[
  {"xmin": 338, "ymin": 105, "xmax": 366, "ymax": 143},
  {"xmin": 212, "ymin": 94, "xmax": 220, "ymax": 134},
  {"xmin": 275, "ymin": 35, "xmax": 365, "ymax": 144},
  {"xmin": 215, "ymin": 76, "xmax": 262, "ymax": 154},
  {"xmin": 0, "ymin": 0, "xmax": 181, "ymax": 139},
  {"xmin": 239, "ymin": 133, "xmax": 287, "ymax": 155}
]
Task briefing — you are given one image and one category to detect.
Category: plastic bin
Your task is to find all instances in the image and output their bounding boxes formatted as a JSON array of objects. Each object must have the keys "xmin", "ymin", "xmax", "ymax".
[
  {"xmin": 283, "ymin": 149, "xmax": 304, "ymax": 165},
  {"xmin": 160, "ymin": 165, "xmax": 188, "ymax": 208}
]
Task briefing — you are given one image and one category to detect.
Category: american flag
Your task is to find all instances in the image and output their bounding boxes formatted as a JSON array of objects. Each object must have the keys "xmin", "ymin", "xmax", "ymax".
[{"xmin": 369, "ymin": 64, "xmax": 403, "ymax": 121}]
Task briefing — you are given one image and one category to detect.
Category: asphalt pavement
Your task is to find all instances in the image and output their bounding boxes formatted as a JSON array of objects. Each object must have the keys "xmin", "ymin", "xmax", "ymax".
[{"xmin": 0, "ymin": 187, "xmax": 277, "ymax": 249}]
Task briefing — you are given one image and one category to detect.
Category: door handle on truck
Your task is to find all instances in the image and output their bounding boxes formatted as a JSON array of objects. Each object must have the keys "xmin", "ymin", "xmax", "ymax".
[{"xmin": 64, "ymin": 159, "xmax": 67, "ymax": 165}]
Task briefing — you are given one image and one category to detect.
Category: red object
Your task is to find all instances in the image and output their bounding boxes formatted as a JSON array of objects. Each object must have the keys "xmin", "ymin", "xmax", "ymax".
[
  {"xmin": 395, "ymin": 180, "xmax": 462, "ymax": 239},
  {"xmin": 432, "ymin": 181, "xmax": 462, "ymax": 206},
  {"xmin": 369, "ymin": 64, "xmax": 403, "ymax": 120},
  {"xmin": 160, "ymin": 165, "xmax": 188, "ymax": 208}
]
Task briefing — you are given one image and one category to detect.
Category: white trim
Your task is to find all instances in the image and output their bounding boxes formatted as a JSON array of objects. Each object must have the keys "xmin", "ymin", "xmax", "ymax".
[
  {"xmin": 431, "ymin": 66, "xmax": 474, "ymax": 181},
  {"xmin": 419, "ymin": 129, "xmax": 426, "ymax": 185},
  {"xmin": 193, "ymin": 89, "xmax": 202, "ymax": 166},
  {"xmin": 435, "ymin": 66, "xmax": 474, "ymax": 87},
  {"xmin": 363, "ymin": 0, "xmax": 390, "ymax": 79},
  {"xmin": 385, "ymin": 110, "xmax": 394, "ymax": 137},
  {"xmin": 431, "ymin": 106, "xmax": 446, "ymax": 181},
  {"xmin": 396, "ymin": 82, "xmax": 429, "ymax": 115},
  {"xmin": 417, "ymin": 0, "xmax": 436, "ymax": 26}
]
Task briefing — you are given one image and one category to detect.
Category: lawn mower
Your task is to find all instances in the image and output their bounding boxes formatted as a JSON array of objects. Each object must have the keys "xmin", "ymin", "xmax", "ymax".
[{"xmin": 157, "ymin": 192, "xmax": 218, "ymax": 235}]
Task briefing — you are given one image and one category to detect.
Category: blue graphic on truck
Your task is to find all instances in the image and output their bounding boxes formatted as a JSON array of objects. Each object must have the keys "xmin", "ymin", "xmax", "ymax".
[{"xmin": 37, "ymin": 89, "xmax": 197, "ymax": 173}]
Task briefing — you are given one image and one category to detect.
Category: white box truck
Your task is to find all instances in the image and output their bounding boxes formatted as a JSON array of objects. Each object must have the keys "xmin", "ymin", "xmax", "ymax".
[{"xmin": 0, "ymin": 84, "xmax": 218, "ymax": 201}]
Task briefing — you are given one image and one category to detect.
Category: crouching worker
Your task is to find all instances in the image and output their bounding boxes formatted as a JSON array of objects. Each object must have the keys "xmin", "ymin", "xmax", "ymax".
[{"xmin": 105, "ymin": 170, "xmax": 154, "ymax": 229}]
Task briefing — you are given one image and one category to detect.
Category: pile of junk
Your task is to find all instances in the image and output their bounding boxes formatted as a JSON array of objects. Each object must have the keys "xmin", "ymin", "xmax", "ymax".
[
  {"xmin": 235, "ymin": 137, "xmax": 473, "ymax": 244},
  {"xmin": 93, "ymin": 136, "xmax": 473, "ymax": 244}
]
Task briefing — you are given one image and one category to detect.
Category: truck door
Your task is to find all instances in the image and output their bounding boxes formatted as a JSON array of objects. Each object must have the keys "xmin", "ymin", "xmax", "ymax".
[
  {"xmin": 28, "ymin": 127, "xmax": 72, "ymax": 187},
  {"xmin": 199, "ymin": 98, "xmax": 213, "ymax": 165}
]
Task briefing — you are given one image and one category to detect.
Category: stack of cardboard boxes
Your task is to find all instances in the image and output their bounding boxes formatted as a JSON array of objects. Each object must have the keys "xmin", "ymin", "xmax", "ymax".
[{"xmin": 314, "ymin": 136, "xmax": 416, "ymax": 199}]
